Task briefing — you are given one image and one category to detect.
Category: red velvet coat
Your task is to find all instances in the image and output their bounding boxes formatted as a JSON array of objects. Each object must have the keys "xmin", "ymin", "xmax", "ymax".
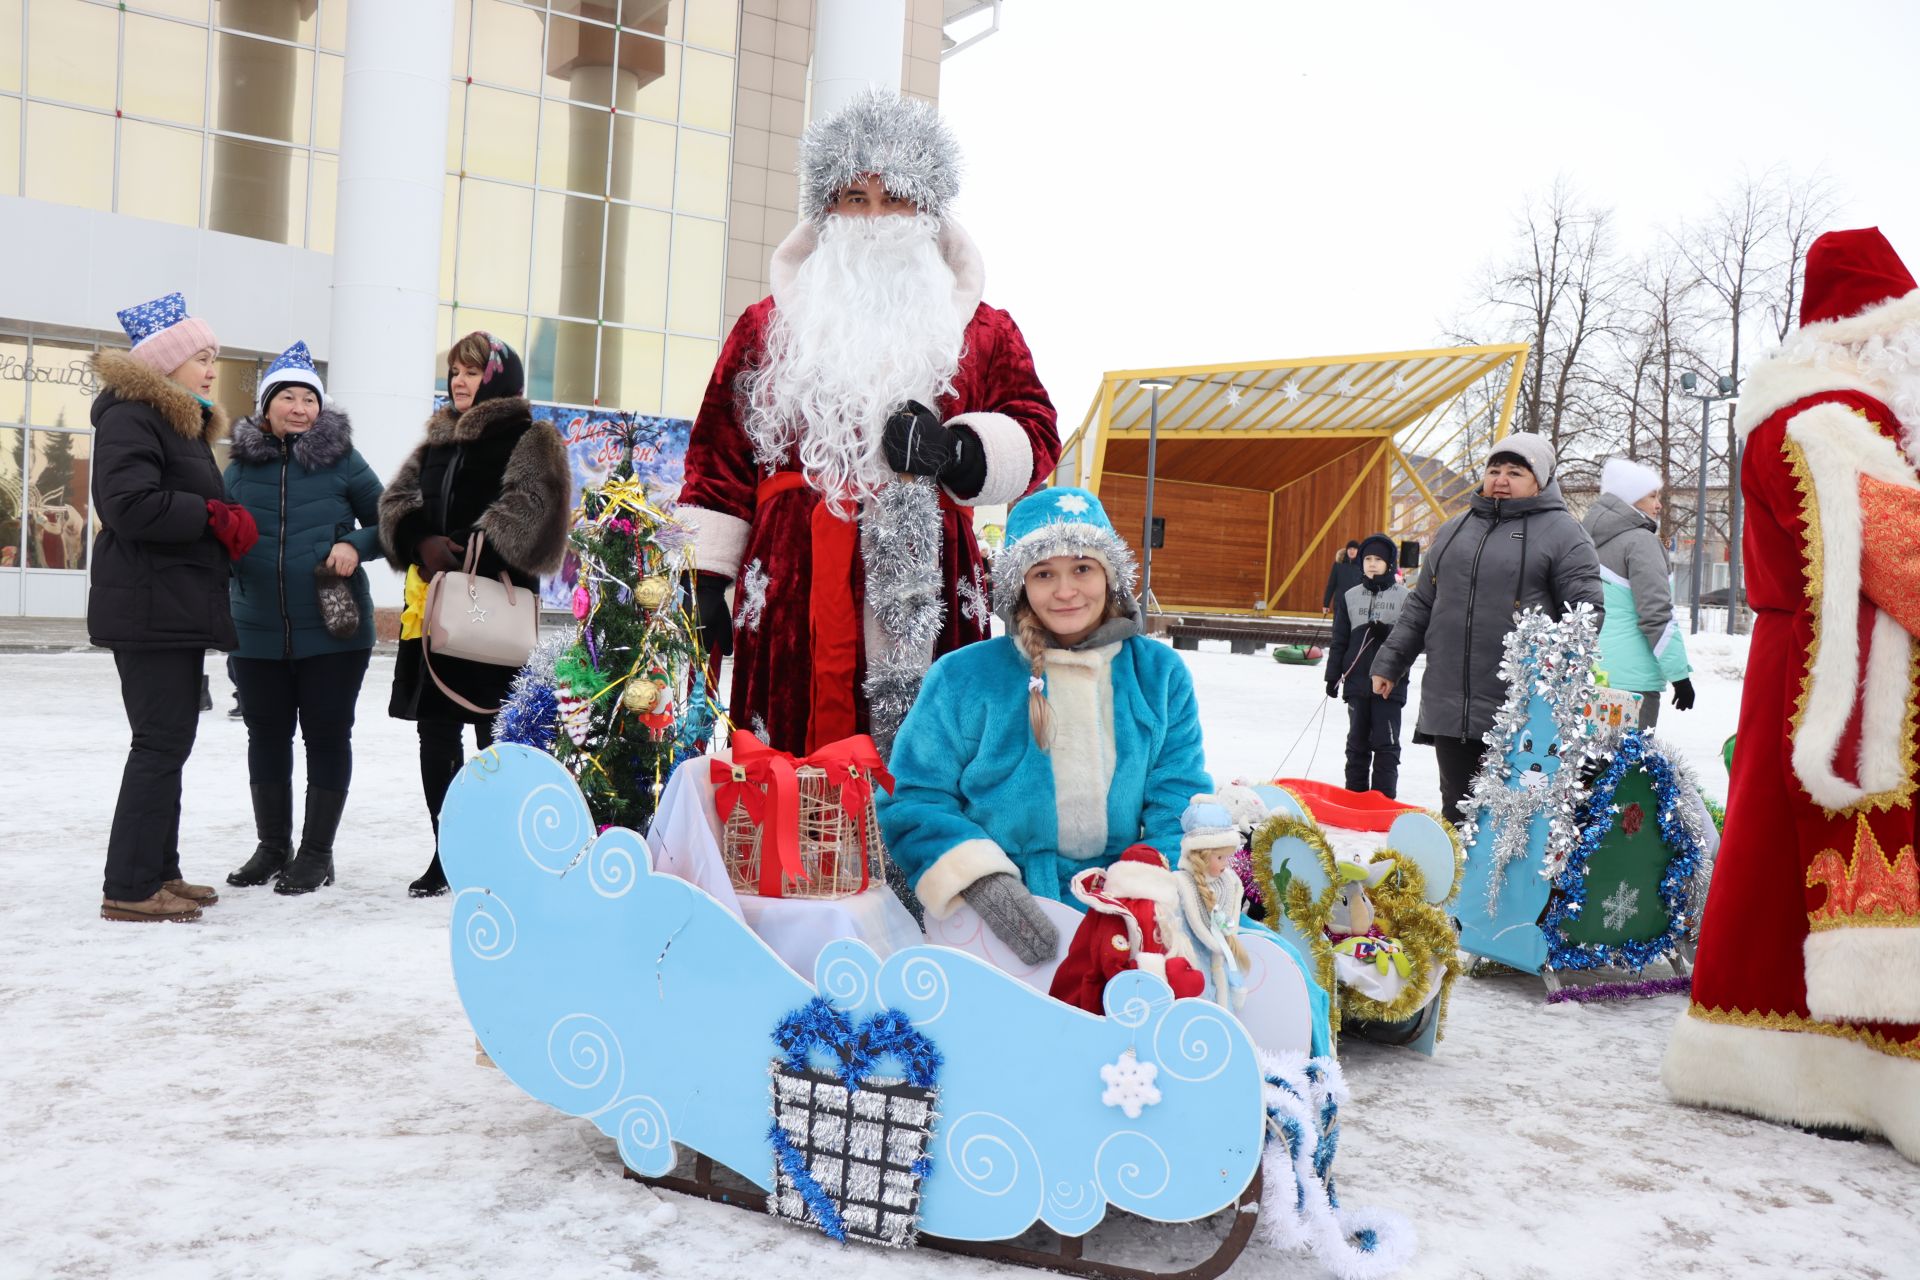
[
  {"xmin": 1664, "ymin": 351, "xmax": 1920, "ymax": 1156},
  {"xmin": 678, "ymin": 277, "xmax": 1057, "ymax": 755}
]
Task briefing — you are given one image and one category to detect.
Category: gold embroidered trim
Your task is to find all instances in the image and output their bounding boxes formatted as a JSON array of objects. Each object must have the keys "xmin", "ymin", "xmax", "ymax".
[
  {"xmin": 1782, "ymin": 431, "xmax": 1919, "ymax": 817},
  {"xmin": 1687, "ymin": 1002, "xmax": 1920, "ymax": 1060},
  {"xmin": 1805, "ymin": 816, "xmax": 1920, "ymax": 929}
]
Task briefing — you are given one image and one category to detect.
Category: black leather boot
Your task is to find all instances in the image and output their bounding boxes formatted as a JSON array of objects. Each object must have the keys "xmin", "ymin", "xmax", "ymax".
[
  {"xmin": 228, "ymin": 783, "xmax": 294, "ymax": 886},
  {"xmin": 276, "ymin": 788, "xmax": 347, "ymax": 896},
  {"xmin": 408, "ymin": 853, "xmax": 448, "ymax": 899}
]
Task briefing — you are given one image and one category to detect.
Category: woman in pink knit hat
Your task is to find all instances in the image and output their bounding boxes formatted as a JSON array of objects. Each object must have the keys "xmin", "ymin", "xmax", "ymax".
[{"xmin": 89, "ymin": 292, "xmax": 258, "ymax": 923}]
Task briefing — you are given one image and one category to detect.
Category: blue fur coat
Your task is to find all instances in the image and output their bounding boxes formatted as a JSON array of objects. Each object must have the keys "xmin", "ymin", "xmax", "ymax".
[{"xmin": 878, "ymin": 628, "xmax": 1213, "ymax": 919}]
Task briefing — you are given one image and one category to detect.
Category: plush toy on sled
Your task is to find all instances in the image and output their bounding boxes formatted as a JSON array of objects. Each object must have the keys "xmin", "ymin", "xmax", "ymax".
[
  {"xmin": 436, "ymin": 746, "xmax": 1416, "ymax": 1279},
  {"xmin": 1452, "ymin": 607, "xmax": 1719, "ymax": 999},
  {"xmin": 1246, "ymin": 784, "xmax": 1463, "ymax": 1054}
]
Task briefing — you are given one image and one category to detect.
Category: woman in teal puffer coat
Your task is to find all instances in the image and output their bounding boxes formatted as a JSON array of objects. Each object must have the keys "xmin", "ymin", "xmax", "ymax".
[
  {"xmin": 1583, "ymin": 457, "xmax": 1693, "ymax": 729},
  {"xmin": 879, "ymin": 486, "xmax": 1214, "ymax": 966},
  {"xmin": 223, "ymin": 342, "xmax": 385, "ymax": 896}
]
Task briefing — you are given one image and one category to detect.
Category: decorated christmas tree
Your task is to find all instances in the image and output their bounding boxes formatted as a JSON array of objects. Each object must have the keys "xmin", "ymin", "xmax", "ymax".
[{"xmin": 495, "ymin": 416, "xmax": 720, "ymax": 831}]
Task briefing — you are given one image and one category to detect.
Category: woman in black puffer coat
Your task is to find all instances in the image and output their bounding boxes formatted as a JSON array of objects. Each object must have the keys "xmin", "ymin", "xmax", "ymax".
[
  {"xmin": 379, "ymin": 333, "xmax": 570, "ymax": 897},
  {"xmin": 88, "ymin": 292, "xmax": 254, "ymax": 924}
]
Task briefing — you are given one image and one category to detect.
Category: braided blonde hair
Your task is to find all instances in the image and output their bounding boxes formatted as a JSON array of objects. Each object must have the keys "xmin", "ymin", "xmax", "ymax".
[
  {"xmin": 1189, "ymin": 850, "xmax": 1249, "ymax": 969},
  {"xmin": 1015, "ymin": 601, "xmax": 1056, "ymax": 749}
]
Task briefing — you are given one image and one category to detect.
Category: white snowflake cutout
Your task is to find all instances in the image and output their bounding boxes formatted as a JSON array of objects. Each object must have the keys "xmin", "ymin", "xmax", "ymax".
[
  {"xmin": 1056, "ymin": 493, "xmax": 1090, "ymax": 515},
  {"xmin": 1099, "ymin": 1050, "xmax": 1161, "ymax": 1119},
  {"xmin": 1601, "ymin": 880, "xmax": 1641, "ymax": 932},
  {"xmin": 1281, "ymin": 377, "xmax": 1303, "ymax": 402},
  {"xmin": 1224, "ymin": 384, "xmax": 1244, "ymax": 408},
  {"xmin": 736, "ymin": 559, "xmax": 770, "ymax": 633}
]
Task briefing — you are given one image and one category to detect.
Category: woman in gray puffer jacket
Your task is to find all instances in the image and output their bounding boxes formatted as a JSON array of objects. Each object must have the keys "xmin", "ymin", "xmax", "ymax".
[{"xmin": 1369, "ymin": 433, "xmax": 1603, "ymax": 825}]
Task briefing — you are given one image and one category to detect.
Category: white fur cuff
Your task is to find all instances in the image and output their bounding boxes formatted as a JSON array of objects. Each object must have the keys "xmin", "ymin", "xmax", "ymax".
[
  {"xmin": 1804, "ymin": 927, "xmax": 1920, "ymax": 1023},
  {"xmin": 915, "ymin": 838, "xmax": 1018, "ymax": 920},
  {"xmin": 946, "ymin": 411, "xmax": 1034, "ymax": 507},
  {"xmin": 678, "ymin": 505, "xmax": 751, "ymax": 578}
]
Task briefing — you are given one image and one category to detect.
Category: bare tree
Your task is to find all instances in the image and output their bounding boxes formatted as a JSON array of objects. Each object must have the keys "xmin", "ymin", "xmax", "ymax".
[{"xmin": 1764, "ymin": 169, "xmax": 1844, "ymax": 342}]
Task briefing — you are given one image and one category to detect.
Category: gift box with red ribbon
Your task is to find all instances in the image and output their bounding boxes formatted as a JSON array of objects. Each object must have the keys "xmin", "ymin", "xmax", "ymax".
[{"xmin": 711, "ymin": 733, "xmax": 896, "ymax": 899}]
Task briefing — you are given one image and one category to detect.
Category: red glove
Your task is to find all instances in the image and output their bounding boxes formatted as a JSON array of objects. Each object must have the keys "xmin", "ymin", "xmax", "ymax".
[{"xmin": 206, "ymin": 499, "xmax": 258, "ymax": 560}]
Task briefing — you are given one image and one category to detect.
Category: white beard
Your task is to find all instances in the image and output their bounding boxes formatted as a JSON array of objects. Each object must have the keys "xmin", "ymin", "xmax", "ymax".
[
  {"xmin": 1784, "ymin": 318, "xmax": 1920, "ymax": 468},
  {"xmin": 740, "ymin": 212, "xmax": 967, "ymax": 511}
]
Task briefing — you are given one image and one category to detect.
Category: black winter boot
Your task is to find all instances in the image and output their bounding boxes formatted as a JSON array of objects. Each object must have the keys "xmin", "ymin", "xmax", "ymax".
[
  {"xmin": 408, "ymin": 853, "xmax": 448, "ymax": 899},
  {"xmin": 228, "ymin": 783, "xmax": 294, "ymax": 886},
  {"xmin": 276, "ymin": 788, "xmax": 347, "ymax": 896}
]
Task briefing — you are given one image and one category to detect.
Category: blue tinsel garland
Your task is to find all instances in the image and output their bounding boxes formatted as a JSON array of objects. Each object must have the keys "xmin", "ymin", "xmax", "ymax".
[
  {"xmin": 768, "ymin": 1120, "xmax": 847, "ymax": 1241},
  {"xmin": 771, "ymin": 997, "xmax": 943, "ymax": 1092},
  {"xmin": 1541, "ymin": 731, "xmax": 1705, "ymax": 972}
]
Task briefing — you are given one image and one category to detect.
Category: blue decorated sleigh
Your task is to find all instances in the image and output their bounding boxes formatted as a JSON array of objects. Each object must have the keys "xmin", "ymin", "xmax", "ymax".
[{"xmin": 439, "ymin": 745, "xmax": 1411, "ymax": 1279}]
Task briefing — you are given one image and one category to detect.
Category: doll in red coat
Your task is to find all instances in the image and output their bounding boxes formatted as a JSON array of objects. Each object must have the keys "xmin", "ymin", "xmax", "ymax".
[{"xmin": 1050, "ymin": 845, "xmax": 1206, "ymax": 1013}]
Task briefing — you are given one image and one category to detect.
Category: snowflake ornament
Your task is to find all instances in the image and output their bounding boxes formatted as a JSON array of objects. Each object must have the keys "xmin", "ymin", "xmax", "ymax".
[
  {"xmin": 957, "ymin": 566, "xmax": 991, "ymax": 629},
  {"xmin": 1601, "ymin": 881, "xmax": 1640, "ymax": 932},
  {"xmin": 1281, "ymin": 377, "xmax": 1303, "ymax": 402},
  {"xmin": 736, "ymin": 559, "xmax": 770, "ymax": 633},
  {"xmin": 1099, "ymin": 1050, "xmax": 1161, "ymax": 1119},
  {"xmin": 1225, "ymin": 384, "xmax": 1244, "ymax": 408},
  {"xmin": 1056, "ymin": 493, "xmax": 1090, "ymax": 515}
]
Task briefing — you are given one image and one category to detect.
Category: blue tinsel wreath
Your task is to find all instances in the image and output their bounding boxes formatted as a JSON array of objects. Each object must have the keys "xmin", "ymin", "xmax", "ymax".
[{"xmin": 1541, "ymin": 730, "xmax": 1704, "ymax": 972}]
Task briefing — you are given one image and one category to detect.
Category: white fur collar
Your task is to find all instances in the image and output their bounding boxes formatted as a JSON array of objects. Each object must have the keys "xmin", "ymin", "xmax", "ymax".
[
  {"xmin": 1099, "ymin": 859, "xmax": 1181, "ymax": 910},
  {"xmin": 769, "ymin": 217, "xmax": 986, "ymax": 323},
  {"xmin": 1737, "ymin": 290, "xmax": 1920, "ymax": 439}
]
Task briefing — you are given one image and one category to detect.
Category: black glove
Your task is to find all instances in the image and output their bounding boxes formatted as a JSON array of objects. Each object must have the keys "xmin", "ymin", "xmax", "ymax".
[
  {"xmin": 695, "ymin": 572, "xmax": 733, "ymax": 659},
  {"xmin": 882, "ymin": 402, "xmax": 990, "ymax": 497},
  {"xmin": 1326, "ymin": 681, "xmax": 1340, "ymax": 700},
  {"xmin": 416, "ymin": 535, "xmax": 466, "ymax": 577},
  {"xmin": 959, "ymin": 873, "xmax": 1059, "ymax": 966},
  {"xmin": 1670, "ymin": 678, "xmax": 1695, "ymax": 712}
]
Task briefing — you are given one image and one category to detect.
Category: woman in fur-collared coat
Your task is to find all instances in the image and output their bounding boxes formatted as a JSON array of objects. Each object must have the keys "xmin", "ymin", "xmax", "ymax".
[{"xmin": 378, "ymin": 333, "xmax": 570, "ymax": 898}]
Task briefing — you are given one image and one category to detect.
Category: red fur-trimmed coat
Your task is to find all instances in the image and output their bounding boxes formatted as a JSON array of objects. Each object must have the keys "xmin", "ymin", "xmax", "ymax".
[
  {"xmin": 1663, "ymin": 297, "xmax": 1920, "ymax": 1158},
  {"xmin": 677, "ymin": 221, "xmax": 1058, "ymax": 754}
]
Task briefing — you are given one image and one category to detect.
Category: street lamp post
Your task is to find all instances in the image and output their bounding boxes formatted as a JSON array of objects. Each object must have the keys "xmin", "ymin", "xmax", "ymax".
[
  {"xmin": 1680, "ymin": 371, "xmax": 1737, "ymax": 634},
  {"xmin": 1138, "ymin": 377, "xmax": 1173, "ymax": 611}
]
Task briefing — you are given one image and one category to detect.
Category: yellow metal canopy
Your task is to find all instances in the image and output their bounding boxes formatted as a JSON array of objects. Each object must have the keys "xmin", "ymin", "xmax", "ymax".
[{"xmin": 1051, "ymin": 343, "xmax": 1529, "ymax": 616}]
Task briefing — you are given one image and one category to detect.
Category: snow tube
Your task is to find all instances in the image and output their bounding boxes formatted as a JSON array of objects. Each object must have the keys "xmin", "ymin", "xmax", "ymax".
[
  {"xmin": 1271, "ymin": 778, "xmax": 1419, "ymax": 832},
  {"xmin": 1272, "ymin": 645, "xmax": 1325, "ymax": 665}
]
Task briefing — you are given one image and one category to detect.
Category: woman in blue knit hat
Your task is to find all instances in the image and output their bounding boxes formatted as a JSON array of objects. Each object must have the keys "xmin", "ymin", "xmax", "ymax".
[
  {"xmin": 222, "ymin": 341, "xmax": 386, "ymax": 896},
  {"xmin": 879, "ymin": 486, "xmax": 1214, "ymax": 964}
]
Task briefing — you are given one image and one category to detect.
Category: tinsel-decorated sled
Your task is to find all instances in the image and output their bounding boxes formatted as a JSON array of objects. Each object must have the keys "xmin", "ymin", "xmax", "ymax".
[
  {"xmin": 437, "ymin": 744, "xmax": 1417, "ymax": 1279},
  {"xmin": 1249, "ymin": 786, "xmax": 1463, "ymax": 1055},
  {"xmin": 1454, "ymin": 608, "xmax": 1718, "ymax": 996}
]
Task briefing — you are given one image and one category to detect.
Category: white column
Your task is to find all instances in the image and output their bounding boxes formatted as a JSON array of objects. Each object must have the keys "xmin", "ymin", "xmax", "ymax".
[
  {"xmin": 326, "ymin": 0, "xmax": 455, "ymax": 605},
  {"xmin": 810, "ymin": 0, "xmax": 908, "ymax": 122}
]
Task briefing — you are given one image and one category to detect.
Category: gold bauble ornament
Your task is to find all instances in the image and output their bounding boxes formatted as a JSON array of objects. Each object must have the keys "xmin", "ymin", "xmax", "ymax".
[
  {"xmin": 634, "ymin": 574, "xmax": 671, "ymax": 611},
  {"xmin": 622, "ymin": 679, "xmax": 657, "ymax": 713}
]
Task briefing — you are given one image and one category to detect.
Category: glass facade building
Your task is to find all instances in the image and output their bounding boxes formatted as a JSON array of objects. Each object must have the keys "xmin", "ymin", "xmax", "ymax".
[{"xmin": 0, "ymin": 0, "xmax": 954, "ymax": 616}]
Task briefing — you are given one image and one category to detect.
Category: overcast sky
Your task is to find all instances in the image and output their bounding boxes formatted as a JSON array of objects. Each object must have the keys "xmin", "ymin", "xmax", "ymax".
[{"xmin": 938, "ymin": 0, "xmax": 1920, "ymax": 433}]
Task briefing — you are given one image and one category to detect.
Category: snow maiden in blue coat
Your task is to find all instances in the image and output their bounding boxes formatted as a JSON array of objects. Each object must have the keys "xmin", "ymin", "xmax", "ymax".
[{"xmin": 879, "ymin": 487, "xmax": 1213, "ymax": 964}]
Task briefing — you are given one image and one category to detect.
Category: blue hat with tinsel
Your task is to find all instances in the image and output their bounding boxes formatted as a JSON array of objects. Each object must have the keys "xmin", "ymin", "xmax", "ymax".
[
  {"xmin": 257, "ymin": 340, "xmax": 325, "ymax": 412},
  {"xmin": 992, "ymin": 486, "xmax": 1138, "ymax": 618}
]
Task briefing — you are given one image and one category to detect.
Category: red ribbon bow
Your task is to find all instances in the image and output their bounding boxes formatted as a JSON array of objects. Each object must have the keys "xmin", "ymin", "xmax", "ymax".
[{"xmin": 710, "ymin": 733, "xmax": 895, "ymax": 897}]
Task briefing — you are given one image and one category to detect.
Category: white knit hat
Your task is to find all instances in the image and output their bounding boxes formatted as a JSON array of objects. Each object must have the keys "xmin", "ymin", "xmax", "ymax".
[{"xmin": 1600, "ymin": 457, "xmax": 1662, "ymax": 507}]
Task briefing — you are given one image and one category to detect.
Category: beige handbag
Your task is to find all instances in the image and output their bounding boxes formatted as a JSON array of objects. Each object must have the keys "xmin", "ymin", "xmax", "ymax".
[{"xmin": 422, "ymin": 531, "xmax": 538, "ymax": 716}]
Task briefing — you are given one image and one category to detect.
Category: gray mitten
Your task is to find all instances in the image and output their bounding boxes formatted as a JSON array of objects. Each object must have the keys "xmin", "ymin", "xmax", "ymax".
[{"xmin": 959, "ymin": 873, "xmax": 1060, "ymax": 966}]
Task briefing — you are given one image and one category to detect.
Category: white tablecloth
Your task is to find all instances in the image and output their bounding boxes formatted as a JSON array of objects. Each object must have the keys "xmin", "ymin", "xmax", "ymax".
[{"xmin": 645, "ymin": 757, "xmax": 923, "ymax": 978}]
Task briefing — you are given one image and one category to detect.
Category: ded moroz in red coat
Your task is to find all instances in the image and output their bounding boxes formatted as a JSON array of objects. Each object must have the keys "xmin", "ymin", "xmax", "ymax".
[
  {"xmin": 1662, "ymin": 228, "xmax": 1920, "ymax": 1160},
  {"xmin": 1050, "ymin": 845, "xmax": 1207, "ymax": 1014},
  {"xmin": 676, "ymin": 221, "xmax": 1058, "ymax": 754}
]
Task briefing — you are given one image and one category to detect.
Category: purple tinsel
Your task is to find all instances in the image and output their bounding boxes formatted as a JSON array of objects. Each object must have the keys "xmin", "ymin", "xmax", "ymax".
[{"xmin": 1545, "ymin": 975, "xmax": 1692, "ymax": 1004}]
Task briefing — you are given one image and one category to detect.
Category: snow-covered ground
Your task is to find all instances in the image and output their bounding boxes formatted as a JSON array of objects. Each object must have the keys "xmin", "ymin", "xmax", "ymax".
[{"xmin": 4, "ymin": 636, "xmax": 1911, "ymax": 1279}]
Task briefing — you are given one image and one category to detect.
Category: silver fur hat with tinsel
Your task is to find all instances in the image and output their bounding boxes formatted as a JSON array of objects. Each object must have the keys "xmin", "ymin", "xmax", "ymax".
[
  {"xmin": 799, "ymin": 88, "xmax": 962, "ymax": 224},
  {"xmin": 990, "ymin": 487, "xmax": 1140, "ymax": 621}
]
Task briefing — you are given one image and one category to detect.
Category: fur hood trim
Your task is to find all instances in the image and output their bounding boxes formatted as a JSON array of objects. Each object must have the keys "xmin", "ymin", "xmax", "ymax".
[
  {"xmin": 769, "ymin": 217, "xmax": 986, "ymax": 323},
  {"xmin": 1736, "ymin": 290, "xmax": 1920, "ymax": 438},
  {"xmin": 90, "ymin": 349, "xmax": 226, "ymax": 444},
  {"xmin": 425, "ymin": 395, "xmax": 534, "ymax": 445},
  {"xmin": 228, "ymin": 407, "xmax": 353, "ymax": 470},
  {"xmin": 472, "ymin": 421, "xmax": 573, "ymax": 576}
]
